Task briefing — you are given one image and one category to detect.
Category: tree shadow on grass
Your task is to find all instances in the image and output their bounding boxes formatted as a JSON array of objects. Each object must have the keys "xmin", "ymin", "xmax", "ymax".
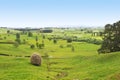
[{"xmin": 95, "ymin": 52, "xmax": 120, "ymax": 63}]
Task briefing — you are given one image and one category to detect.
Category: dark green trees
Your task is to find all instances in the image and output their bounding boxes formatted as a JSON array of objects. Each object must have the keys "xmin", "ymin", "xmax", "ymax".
[
  {"xmin": 28, "ymin": 32, "xmax": 33, "ymax": 37},
  {"xmin": 53, "ymin": 39, "xmax": 57, "ymax": 44},
  {"xmin": 15, "ymin": 33, "xmax": 21, "ymax": 44},
  {"xmin": 16, "ymin": 33, "xmax": 20, "ymax": 39},
  {"xmin": 67, "ymin": 38, "xmax": 72, "ymax": 43},
  {"xmin": 7, "ymin": 30, "xmax": 10, "ymax": 34},
  {"xmin": 98, "ymin": 21, "xmax": 120, "ymax": 53}
]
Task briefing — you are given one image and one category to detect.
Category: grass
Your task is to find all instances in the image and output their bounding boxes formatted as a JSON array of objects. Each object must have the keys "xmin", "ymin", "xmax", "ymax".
[
  {"xmin": 1, "ymin": 51, "xmax": 120, "ymax": 80},
  {"xmin": 0, "ymin": 28, "xmax": 120, "ymax": 80},
  {"xmin": 0, "ymin": 56, "xmax": 48, "ymax": 80}
]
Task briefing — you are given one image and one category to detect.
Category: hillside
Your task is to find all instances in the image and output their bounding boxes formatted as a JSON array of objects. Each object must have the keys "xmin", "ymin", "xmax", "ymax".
[{"xmin": 0, "ymin": 28, "xmax": 120, "ymax": 80}]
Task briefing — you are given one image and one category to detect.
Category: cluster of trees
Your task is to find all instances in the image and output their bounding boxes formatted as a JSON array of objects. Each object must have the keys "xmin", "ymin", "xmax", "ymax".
[
  {"xmin": 47, "ymin": 35, "xmax": 102, "ymax": 45},
  {"xmin": 30, "ymin": 35, "xmax": 45, "ymax": 49},
  {"xmin": 14, "ymin": 31, "xmax": 33, "ymax": 47},
  {"xmin": 74, "ymin": 38, "xmax": 102, "ymax": 45},
  {"xmin": 98, "ymin": 21, "xmax": 120, "ymax": 53},
  {"xmin": 40, "ymin": 29, "xmax": 53, "ymax": 33},
  {"xmin": 14, "ymin": 28, "xmax": 53, "ymax": 33}
]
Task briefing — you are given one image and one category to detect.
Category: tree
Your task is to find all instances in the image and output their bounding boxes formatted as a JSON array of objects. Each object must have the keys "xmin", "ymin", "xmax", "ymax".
[
  {"xmin": 7, "ymin": 30, "xmax": 10, "ymax": 34},
  {"xmin": 30, "ymin": 44, "xmax": 35, "ymax": 49},
  {"xmin": 36, "ymin": 36, "xmax": 38, "ymax": 42},
  {"xmin": 53, "ymin": 39, "xmax": 57, "ymax": 44},
  {"xmin": 98, "ymin": 21, "xmax": 120, "ymax": 54},
  {"xmin": 13, "ymin": 42, "xmax": 19, "ymax": 48},
  {"xmin": 42, "ymin": 35, "xmax": 45, "ymax": 39},
  {"xmin": 67, "ymin": 38, "xmax": 72, "ymax": 43},
  {"xmin": 28, "ymin": 32, "xmax": 33, "ymax": 37},
  {"xmin": 15, "ymin": 33, "xmax": 21, "ymax": 44},
  {"xmin": 16, "ymin": 33, "xmax": 20, "ymax": 39},
  {"xmin": 36, "ymin": 42, "xmax": 39, "ymax": 48},
  {"xmin": 38, "ymin": 44, "xmax": 44, "ymax": 49}
]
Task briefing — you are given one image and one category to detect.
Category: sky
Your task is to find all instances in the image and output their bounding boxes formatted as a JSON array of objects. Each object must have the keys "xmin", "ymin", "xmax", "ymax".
[{"xmin": 0, "ymin": 0, "xmax": 120, "ymax": 28}]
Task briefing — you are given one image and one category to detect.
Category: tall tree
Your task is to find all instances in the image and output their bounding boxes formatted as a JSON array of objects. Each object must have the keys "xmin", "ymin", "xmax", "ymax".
[
  {"xmin": 16, "ymin": 33, "xmax": 20, "ymax": 39},
  {"xmin": 28, "ymin": 32, "xmax": 33, "ymax": 37},
  {"xmin": 98, "ymin": 21, "xmax": 120, "ymax": 53},
  {"xmin": 15, "ymin": 33, "xmax": 21, "ymax": 44}
]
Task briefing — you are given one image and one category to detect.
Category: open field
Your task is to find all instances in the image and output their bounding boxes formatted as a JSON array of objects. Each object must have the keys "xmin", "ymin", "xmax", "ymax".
[{"xmin": 0, "ymin": 28, "xmax": 120, "ymax": 80}]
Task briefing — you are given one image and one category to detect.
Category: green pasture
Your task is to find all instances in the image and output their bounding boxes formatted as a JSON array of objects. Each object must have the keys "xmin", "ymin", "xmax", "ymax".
[{"xmin": 0, "ymin": 28, "xmax": 120, "ymax": 80}]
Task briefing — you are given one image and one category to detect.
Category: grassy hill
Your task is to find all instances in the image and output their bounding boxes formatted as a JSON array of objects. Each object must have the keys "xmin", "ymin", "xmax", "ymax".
[
  {"xmin": 0, "ymin": 28, "xmax": 120, "ymax": 80},
  {"xmin": 0, "ymin": 42, "xmax": 120, "ymax": 80}
]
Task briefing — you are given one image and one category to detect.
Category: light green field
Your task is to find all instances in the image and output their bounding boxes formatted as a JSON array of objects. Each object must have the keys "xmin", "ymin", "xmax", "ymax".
[{"xmin": 0, "ymin": 28, "xmax": 120, "ymax": 80}]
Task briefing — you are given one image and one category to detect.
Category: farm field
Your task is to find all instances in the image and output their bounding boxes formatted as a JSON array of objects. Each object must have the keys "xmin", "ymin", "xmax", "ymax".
[{"xmin": 0, "ymin": 28, "xmax": 120, "ymax": 80}]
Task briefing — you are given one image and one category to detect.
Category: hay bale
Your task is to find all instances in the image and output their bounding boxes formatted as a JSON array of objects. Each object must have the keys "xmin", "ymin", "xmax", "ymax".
[{"xmin": 30, "ymin": 53, "xmax": 42, "ymax": 66}]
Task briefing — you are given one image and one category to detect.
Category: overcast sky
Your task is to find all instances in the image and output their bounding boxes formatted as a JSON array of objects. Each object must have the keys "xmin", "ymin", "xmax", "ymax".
[{"xmin": 0, "ymin": 0, "xmax": 120, "ymax": 28}]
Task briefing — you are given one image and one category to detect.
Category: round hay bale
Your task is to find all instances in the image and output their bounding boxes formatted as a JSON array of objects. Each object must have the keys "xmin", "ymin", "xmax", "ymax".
[{"xmin": 30, "ymin": 53, "xmax": 42, "ymax": 66}]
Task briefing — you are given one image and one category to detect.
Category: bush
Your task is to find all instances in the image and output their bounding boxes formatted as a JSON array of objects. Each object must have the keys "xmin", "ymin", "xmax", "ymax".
[
  {"xmin": 38, "ymin": 44, "xmax": 44, "ymax": 49},
  {"xmin": 7, "ymin": 30, "xmax": 10, "ymax": 34},
  {"xmin": 73, "ymin": 38, "xmax": 102, "ymax": 45},
  {"xmin": 36, "ymin": 36, "xmax": 38, "ymax": 42},
  {"xmin": 28, "ymin": 32, "xmax": 33, "ymax": 37},
  {"xmin": 53, "ymin": 39, "xmax": 57, "ymax": 44},
  {"xmin": 36, "ymin": 42, "xmax": 39, "ymax": 48},
  {"xmin": 16, "ymin": 33, "xmax": 20, "ymax": 39},
  {"xmin": 30, "ymin": 44, "xmax": 35, "ymax": 49},
  {"xmin": 30, "ymin": 53, "xmax": 42, "ymax": 66},
  {"xmin": 48, "ymin": 38, "xmax": 52, "ymax": 41},
  {"xmin": 67, "ymin": 38, "xmax": 72, "ymax": 43},
  {"xmin": 42, "ymin": 35, "xmax": 45, "ymax": 39},
  {"xmin": 13, "ymin": 42, "xmax": 19, "ymax": 48}
]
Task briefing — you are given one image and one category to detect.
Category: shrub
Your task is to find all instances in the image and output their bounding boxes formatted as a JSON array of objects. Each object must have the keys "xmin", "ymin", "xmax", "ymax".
[
  {"xmin": 13, "ymin": 42, "xmax": 19, "ymax": 48},
  {"xmin": 36, "ymin": 42, "xmax": 39, "ymax": 48},
  {"xmin": 42, "ymin": 35, "xmax": 45, "ymax": 39},
  {"xmin": 38, "ymin": 44, "xmax": 44, "ymax": 49},
  {"xmin": 36, "ymin": 36, "xmax": 38, "ymax": 42},
  {"xmin": 30, "ymin": 44, "xmax": 35, "ymax": 49},
  {"xmin": 48, "ymin": 38, "xmax": 52, "ymax": 41},
  {"xmin": 7, "ymin": 30, "xmax": 10, "ymax": 34},
  {"xmin": 30, "ymin": 53, "xmax": 42, "ymax": 66},
  {"xmin": 28, "ymin": 32, "xmax": 33, "ymax": 37},
  {"xmin": 16, "ymin": 33, "xmax": 20, "ymax": 39},
  {"xmin": 53, "ymin": 39, "xmax": 57, "ymax": 44},
  {"xmin": 67, "ymin": 38, "xmax": 72, "ymax": 43}
]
